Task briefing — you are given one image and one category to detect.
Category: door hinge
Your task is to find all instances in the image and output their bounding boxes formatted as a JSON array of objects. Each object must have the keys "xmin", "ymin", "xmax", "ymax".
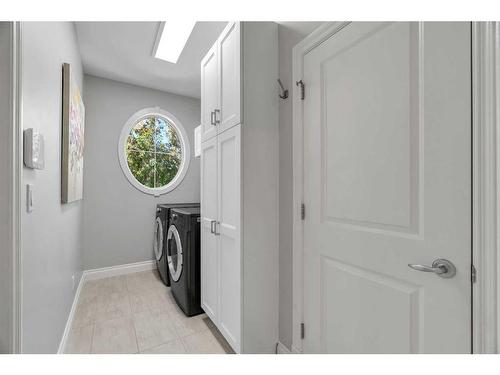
[
  {"xmin": 471, "ymin": 264, "xmax": 477, "ymax": 284},
  {"xmin": 301, "ymin": 203, "xmax": 305, "ymax": 220},
  {"xmin": 300, "ymin": 322, "xmax": 305, "ymax": 339},
  {"xmin": 296, "ymin": 79, "xmax": 305, "ymax": 100}
]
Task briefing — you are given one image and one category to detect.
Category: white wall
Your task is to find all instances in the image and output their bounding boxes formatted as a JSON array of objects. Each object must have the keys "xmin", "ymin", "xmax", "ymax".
[
  {"xmin": 0, "ymin": 22, "xmax": 13, "ymax": 354},
  {"xmin": 22, "ymin": 22, "xmax": 84, "ymax": 353},
  {"xmin": 278, "ymin": 22, "xmax": 322, "ymax": 350},
  {"xmin": 82, "ymin": 75, "xmax": 201, "ymax": 270}
]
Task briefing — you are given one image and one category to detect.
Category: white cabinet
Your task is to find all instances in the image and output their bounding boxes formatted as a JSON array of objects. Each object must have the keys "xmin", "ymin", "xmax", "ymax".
[
  {"xmin": 219, "ymin": 22, "xmax": 241, "ymax": 133},
  {"xmin": 216, "ymin": 125, "xmax": 241, "ymax": 348},
  {"xmin": 201, "ymin": 125, "xmax": 242, "ymax": 350},
  {"xmin": 200, "ymin": 43, "xmax": 219, "ymax": 142},
  {"xmin": 200, "ymin": 22, "xmax": 279, "ymax": 354},
  {"xmin": 200, "ymin": 22, "xmax": 241, "ymax": 142},
  {"xmin": 200, "ymin": 136, "xmax": 218, "ymax": 321}
]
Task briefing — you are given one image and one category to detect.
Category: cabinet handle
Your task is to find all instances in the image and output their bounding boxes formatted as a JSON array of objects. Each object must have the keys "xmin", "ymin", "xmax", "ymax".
[
  {"xmin": 210, "ymin": 220, "xmax": 216, "ymax": 234},
  {"xmin": 210, "ymin": 111, "xmax": 216, "ymax": 126},
  {"xmin": 214, "ymin": 109, "xmax": 220, "ymax": 124}
]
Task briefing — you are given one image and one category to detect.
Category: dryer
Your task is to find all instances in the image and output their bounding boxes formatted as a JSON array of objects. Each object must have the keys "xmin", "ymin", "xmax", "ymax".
[
  {"xmin": 155, "ymin": 203, "xmax": 199, "ymax": 287},
  {"xmin": 166, "ymin": 206, "xmax": 203, "ymax": 316}
]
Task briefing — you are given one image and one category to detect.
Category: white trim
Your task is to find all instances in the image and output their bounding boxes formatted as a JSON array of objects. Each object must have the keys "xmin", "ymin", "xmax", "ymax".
[
  {"xmin": 472, "ymin": 21, "xmax": 500, "ymax": 354},
  {"xmin": 83, "ymin": 260, "xmax": 156, "ymax": 281},
  {"xmin": 10, "ymin": 21, "xmax": 23, "ymax": 354},
  {"xmin": 57, "ymin": 273, "xmax": 84, "ymax": 354},
  {"xmin": 117, "ymin": 107, "xmax": 191, "ymax": 196},
  {"xmin": 291, "ymin": 22, "xmax": 349, "ymax": 354}
]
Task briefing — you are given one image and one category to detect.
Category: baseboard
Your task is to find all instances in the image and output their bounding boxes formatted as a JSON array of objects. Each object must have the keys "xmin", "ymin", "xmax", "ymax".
[
  {"xmin": 57, "ymin": 260, "xmax": 156, "ymax": 353},
  {"xmin": 57, "ymin": 273, "xmax": 85, "ymax": 354},
  {"xmin": 83, "ymin": 260, "xmax": 156, "ymax": 281},
  {"xmin": 276, "ymin": 342, "xmax": 293, "ymax": 354}
]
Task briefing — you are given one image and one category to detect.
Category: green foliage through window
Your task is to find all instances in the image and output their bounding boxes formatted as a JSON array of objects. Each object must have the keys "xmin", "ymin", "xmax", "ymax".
[{"xmin": 126, "ymin": 116, "xmax": 182, "ymax": 188}]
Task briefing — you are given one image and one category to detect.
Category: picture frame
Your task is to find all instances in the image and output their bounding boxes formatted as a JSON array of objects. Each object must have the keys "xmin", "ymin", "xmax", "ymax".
[{"xmin": 61, "ymin": 62, "xmax": 85, "ymax": 203}]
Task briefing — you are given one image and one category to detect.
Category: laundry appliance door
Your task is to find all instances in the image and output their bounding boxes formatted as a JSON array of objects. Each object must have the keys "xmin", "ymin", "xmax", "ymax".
[
  {"xmin": 154, "ymin": 216, "xmax": 164, "ymax": 262},
  {"xmin": 167, "ymin": 225, "xmax": 183, "ymax": 282}
]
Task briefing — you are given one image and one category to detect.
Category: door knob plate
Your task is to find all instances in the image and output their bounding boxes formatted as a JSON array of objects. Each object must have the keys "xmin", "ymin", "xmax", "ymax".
[
  {"xmin": 431, "ymin": 259, "xmax": 456, "ymax": 278},
  {"xmin": 408, "ymin": 258, "xmax": 456, "ymax": 278}
]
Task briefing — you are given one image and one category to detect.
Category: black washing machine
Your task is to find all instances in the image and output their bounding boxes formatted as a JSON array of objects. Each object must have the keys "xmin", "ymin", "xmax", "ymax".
[
  {"xmin": 154, "ymin": 203, "xmax": 199, "ymax": 287},
  {"xmin": 166, "ymin": 206, "xmax": 203, "ymax": 316}
]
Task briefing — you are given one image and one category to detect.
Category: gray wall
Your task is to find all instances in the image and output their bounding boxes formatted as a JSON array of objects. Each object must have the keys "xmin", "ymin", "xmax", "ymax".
[
  {"xmin": 278, "ymin": 23, "xmax": 322, "ymax": 350},
  {"xmin": 0, "ymin": 22, "xmax": 13, "ymax": 354},
  {"xmin": 22, "ymin": 22, "xmax": 84, "ymax": 353},
  {"xmin": 82, "ymin": 75, "xmax": 201, "ymax": 270}
]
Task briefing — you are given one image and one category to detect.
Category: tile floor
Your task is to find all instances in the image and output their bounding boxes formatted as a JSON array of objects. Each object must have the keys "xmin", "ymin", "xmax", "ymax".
[{"xmin": 64, "ymin": 270, "xmax": 233, "ymax": 354}]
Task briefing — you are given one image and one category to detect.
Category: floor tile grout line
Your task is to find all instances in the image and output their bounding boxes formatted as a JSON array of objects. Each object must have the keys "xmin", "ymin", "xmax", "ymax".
[
  {"xmin": 89, "ymin": 323, "xmax": 95, "ymax": 354},
  {"xmin": 139, "ymin": 336, "xmax": 185, "ymax": 354},
  {"xmin": 127, "ymin": 290, "xmax": 141, "ymax": 354},
  {"xmin": 179, "ymin": 336, "xmax": 190, "ymax": 354}
]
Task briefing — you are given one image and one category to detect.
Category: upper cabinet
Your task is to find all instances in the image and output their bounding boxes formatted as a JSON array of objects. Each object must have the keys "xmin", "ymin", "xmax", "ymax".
[
  {"xmin": 219, "ymin": 22, "xmax": 241, "ymax": 133},
  {"xmin": 200, "ymin": 43, "xmax": 219, "ymax": 142},
  {"xmin": 200, "ymin": 22, "xmax": 241, "ymax": 142}
]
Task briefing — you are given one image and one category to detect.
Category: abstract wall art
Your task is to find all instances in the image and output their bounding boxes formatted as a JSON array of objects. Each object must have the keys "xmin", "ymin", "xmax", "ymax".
[{"xmin": 62, "ymin": 62, "xmax": 85, "ymax": 203}]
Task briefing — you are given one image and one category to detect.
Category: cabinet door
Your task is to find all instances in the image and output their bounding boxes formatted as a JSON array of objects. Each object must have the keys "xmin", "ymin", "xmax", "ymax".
[
  {"xmin": 201, "ymin": 43, "xmax": 219, "ymax": 142},
  {"xmin": 200, "ymin": 137, "xmax": 218, "ymax": 321},
  {"xmin": 218, "ymin": 22, "xmax": 241, "ymax": 134},
  {"xmin": 217, "ymin": 125, "xmax": 241, "ymax": 352}
]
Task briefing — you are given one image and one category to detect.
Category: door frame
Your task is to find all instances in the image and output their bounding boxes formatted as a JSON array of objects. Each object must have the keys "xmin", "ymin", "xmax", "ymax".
[
  {"xmin": 291, "ymin": 21, "xmax": 500, "ymax": 354},
  {"xmin": 6, "ymin": 21, "xmax": 23, "ymax": 354},
  {"xmin": 471, "ymin": 22, "xmax": 500, "ymax": 354}
]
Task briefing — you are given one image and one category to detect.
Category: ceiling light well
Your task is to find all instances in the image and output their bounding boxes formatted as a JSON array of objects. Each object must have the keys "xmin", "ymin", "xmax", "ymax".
[{"xmin": 153, "ymin": 21, "xmax": 196, "ymax": 64}]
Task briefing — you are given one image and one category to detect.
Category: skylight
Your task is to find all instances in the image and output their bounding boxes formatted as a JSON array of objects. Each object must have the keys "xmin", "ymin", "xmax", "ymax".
[{"xmin": 154, "ymin": 21, "xmax": 196, "ymax": 64}]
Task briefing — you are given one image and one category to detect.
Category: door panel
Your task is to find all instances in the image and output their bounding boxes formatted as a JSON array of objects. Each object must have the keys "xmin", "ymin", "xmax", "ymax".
[
  {"xmin": 200, "ymin": 137, "xmax": 218, "ymax": 320},
  {"xmin": 219, "ymin": 22, "xmax": 241, "ymax": 133},
  {"xmin": 201, "ymin": 44, "xmax": 219, "ymax": 142},
  {"xmin": 321, "ymin": 22, "xmax": 416, "ymax": 232},
  {"xmin": 303, "ymin": 22, "xmax": 471, "ymax": 353},
  {"xmin": 217, "ymin": 125, "xmax": 241, "ymax": 352}
]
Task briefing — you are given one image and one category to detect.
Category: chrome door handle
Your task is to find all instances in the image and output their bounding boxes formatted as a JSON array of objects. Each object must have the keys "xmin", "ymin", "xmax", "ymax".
[
  {"xmin": 210, "ymin": 220, "xmax": 216, "ymax": 234},
  {"xmin": 214, "ymin": 221, "xmax": 220, "ymax": 236},
  {"xmin": 408, "ymin": 258, "xmax": 456, "ymax": 278},
  {"xmin": 210, "ymin": 111, "xmax": 216, "ymax": 126},
  {"xmin": 214, "ymin": 109, "xmax": 220, "ymax": 124}
]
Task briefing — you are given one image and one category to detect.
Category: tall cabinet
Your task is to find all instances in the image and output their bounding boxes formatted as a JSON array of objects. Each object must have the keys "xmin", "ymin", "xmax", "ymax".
[{"xmin": 200, "ymin": 22, "xmax": 279, "ymax": 353}]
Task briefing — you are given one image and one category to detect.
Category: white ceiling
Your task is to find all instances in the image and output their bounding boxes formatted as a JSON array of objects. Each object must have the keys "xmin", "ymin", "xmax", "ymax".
[
  {"xmin": 75, "ymin": 22, "xmax": 323, "ymax": 99},
  {"xmin": 277, "ymin": 21, "xmax": 323, "ymax": 36},
  {"xmin": 75, "ymin": 22, "xmax": 228, "ymax": 99}
]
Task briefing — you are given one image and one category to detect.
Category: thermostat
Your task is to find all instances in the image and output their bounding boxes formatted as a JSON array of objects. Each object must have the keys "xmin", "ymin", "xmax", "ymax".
[{"xmin": 23, "ymin": 128, "xmax": 45, "ymax": 170}]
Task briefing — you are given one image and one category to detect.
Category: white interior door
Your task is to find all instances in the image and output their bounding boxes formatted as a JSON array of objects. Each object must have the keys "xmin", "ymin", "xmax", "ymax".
[
  {"xmin": 218, "ymin": 22, "xmax": 241, "ymax": 134},
  {"xmin": 217, "ymin": 125, "xmax": 241, "ymax": 352},
  {"xmin": 201, "ymin": 43, "xmax": 219, "ymax": 142},
  {"xmin": 302, "ymin": 22, "xmax": 471, "ymax": 353},
  {"xmin": 200, "ymin": 137, "xmax": 218, "ymax": 321}
]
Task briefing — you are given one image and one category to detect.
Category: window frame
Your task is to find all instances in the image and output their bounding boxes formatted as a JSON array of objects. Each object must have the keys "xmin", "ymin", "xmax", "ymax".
[{"xmin": 118, "ymin": 107, "xmax": 190, "ymax": 196}]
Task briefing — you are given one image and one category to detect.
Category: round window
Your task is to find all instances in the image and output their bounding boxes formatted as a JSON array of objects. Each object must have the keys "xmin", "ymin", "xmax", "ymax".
[{"xmin": 118, "ymin": 108, "xmax": 190, "ymax": 195}]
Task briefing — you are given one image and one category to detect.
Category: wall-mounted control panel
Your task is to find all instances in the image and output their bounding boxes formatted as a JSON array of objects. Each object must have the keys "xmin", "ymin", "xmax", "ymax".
[{"xmin": 23, "ymin": 128, "xmax": 45, "ymax": 169}]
